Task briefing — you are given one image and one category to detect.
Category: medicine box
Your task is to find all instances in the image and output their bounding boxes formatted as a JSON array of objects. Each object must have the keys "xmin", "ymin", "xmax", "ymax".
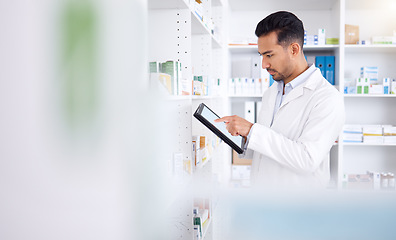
[
  {"xmin": 345, "ymin": 24, "xmax": 359, "ymax": 44},
  {"xmin": 344, "ymin": 133, "xmax": 363, "ymax": 143},
  {"xmin": 356, "ymin": 78, "xmax": 369, "ymax": 94},
  {"xmin": 369, "ymin": 84, "xmax": 383, "ymax": 95},
  {"xmin": 360, "ymin": 67, "xmax": 378, "ymax": 83},
  {"xmin": 318, "ymin": 29, "xmax": 325, "ymax": 45},
  {"xmin": 384, "ymin": 136, "xmax": 396, "ymax": 144},
  {"xmin": 383, "ymin": 78, "xmax": 390, "ymax": 94},
  {"xmin": 383, "ymin": 126, "xmax": 396, "ymax": 136},
  {"xmin": 343, "ymin": 125, "xmax": 363, "ymax": 143},
  {"xmin": 344, "ymin": 125, "xmax": 363, "ymax": 134},
  {"xmin": 363, "ymin": 136, "xmax": 383, "ymax": 144},
  {"xmin": 363, "ymin": 125, "xmax": 383, "ymax": 136},
  {"xmin": 391, "ymin": 79, "xmax": 396, "ymax": 94}
]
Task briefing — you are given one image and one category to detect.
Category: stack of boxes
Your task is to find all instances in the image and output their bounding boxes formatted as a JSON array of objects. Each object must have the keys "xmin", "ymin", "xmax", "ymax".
[
  {"xmin": 344, "ymin": 66, "xmax": 396, "ymax": 95},
  {"xmin": 343, "ymin": 125, "xmax": 396, "ymax": 144},
  {"xmin": 193, "ymin": 76, "xmax": 224, "ymax": 96},
  {"xmin": 343, "ymin": 125, "xmax": 363, "ymax": 143},
  {"xmin": 343, "ymin": 171, "xmax": 396, "ymax": 190},
  {"xmin": 304, "ymin": 28, "xmax": 326, "ymax": 45},
  {"xmin": 192, "ymin": 135, "xmax": 220, "ymax": 171},
  {"xmin": 363, "ymin": 125, "xmax": 383, "ymax": 144},
  {"xmin": 383, "ymin": 126, "xmax": 396, "ymax": 144}
]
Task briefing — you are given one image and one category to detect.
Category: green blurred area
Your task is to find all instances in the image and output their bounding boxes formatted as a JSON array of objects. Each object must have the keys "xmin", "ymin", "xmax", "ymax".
[{"xmin": 61, "ymin": 0, "xmax": 98, "ymax": 132}]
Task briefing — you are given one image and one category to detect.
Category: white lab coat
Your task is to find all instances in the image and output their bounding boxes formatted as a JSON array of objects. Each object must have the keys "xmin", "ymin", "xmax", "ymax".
[{"xmin": 241, "ymin": 68, "xmax": 345, "ymax": 189}]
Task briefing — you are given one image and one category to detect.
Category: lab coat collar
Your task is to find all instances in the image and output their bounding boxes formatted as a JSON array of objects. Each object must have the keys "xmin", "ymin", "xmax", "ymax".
[
  {"xmin": 280, "ymin": 66, "xmax": 321, "ymax": 109},
  {"xmin": 264, "ymin": 66, "xmax": 322, "ymax": 127}
]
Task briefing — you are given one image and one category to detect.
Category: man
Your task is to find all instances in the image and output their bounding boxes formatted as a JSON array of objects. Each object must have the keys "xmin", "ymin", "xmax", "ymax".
[{"xmin": 215, "ymin": 11, "xmax": 345, "ymax": 189}]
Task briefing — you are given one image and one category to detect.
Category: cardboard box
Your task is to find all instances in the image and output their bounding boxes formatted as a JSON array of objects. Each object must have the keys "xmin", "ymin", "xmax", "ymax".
[
  {"xmin": 345, "ymin": 24, "xmax": 359, "ymax": 44},
  {"xmin": 232, "ymin": 150, "xmax": 252, "ymax": 165}
]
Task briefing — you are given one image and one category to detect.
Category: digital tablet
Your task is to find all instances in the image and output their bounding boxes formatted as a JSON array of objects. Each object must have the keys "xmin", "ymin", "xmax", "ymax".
[{"xmin": 193, "ymin": 103, "xmax": 244, "ymax": 154}]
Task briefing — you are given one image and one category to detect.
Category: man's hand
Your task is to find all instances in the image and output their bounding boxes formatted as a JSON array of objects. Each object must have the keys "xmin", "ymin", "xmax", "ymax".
[{"xmin": 214, "ymin": 115, "xmax": 253, "ymax": 137}]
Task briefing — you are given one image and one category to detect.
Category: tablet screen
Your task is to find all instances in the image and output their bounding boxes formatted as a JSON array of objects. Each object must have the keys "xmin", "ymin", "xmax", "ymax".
[{"xmin": 200, "ymin": 105, "xmax": 243, "ymax": 149}]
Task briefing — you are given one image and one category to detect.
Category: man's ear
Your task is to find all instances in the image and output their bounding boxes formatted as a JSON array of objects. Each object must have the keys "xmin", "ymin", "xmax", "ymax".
[{"xmin": 290, "ymin": 42, "xmax": 301, "ymax": 56}]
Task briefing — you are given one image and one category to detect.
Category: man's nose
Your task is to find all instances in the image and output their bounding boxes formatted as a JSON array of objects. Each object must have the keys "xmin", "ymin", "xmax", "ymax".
[{"xmin": 262, "ymin": 58, "xmax": 270, "ymax": 69}]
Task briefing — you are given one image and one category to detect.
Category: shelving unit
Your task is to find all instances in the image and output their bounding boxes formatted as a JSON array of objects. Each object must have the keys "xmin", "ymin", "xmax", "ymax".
[
  {"xmin": 148, "ymin": 0, "xmax": 229, "ymax": 239},
  {"xmin": 227, "ymin": 0, "xmax": 396, "ymax": 189},
  {"xmin": 341, "ymin": 0, "xmax": 396, "ymax": 188}
]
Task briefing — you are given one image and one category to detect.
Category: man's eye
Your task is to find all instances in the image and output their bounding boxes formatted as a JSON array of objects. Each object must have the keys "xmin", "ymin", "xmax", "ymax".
[{"xmin": 267, "ymin": 54, "xmax": 272, "ymax": 58}]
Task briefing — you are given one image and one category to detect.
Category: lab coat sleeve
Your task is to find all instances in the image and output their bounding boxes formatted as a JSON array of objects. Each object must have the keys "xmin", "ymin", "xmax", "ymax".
[
  {"xmin": 238, "ymin": 126, "xmax": 254, "ymax": 159},
  {"xmin": 247, "ymin": 93, "xmax": 345, "ymax": 173}
]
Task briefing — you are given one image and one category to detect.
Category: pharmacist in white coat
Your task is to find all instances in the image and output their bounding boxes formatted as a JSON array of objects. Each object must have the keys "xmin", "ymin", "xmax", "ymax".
[{"xmin": 216, "ymin": 11, "xmax": 345, "ymax": 189}]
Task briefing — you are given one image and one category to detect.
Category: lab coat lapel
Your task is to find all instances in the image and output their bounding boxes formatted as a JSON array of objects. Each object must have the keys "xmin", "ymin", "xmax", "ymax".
[
  {"xmin": 280, "ymin": 86, "xmax": 304, "ymax": 108},
  {"xmin": 279, "ymin": 70, "xmax": 318, "ymax": 109},
  {"xmin": 263, "ymin": 84, "xmax": 278, "ymax": 127}
]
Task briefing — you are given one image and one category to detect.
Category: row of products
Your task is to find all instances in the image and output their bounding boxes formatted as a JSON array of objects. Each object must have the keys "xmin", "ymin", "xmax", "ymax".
[
  {"xmin": 344, "ymin": 67, "xmax": 396, "ymax": 94},
  {"xmin": 345, "ymin": 24, "xmax": 396, "ymax": 45},
  {"xmin": 172, "ymin": 152, "xmax": 192, "ymax": 177},
  {"xmin": 229, "ymin": 28, "xmax": 338, "ymax": 46},
  {"xmin": 343, "ymin": 125, "xmax": 396, "ymax": 144},
  {"xmin": 149, "ymin": 60, "xmax": 226, "ymax": 96},
  {"xmin": 149, "ymin": 60, "xmax": 189, "ymax": 96},
  {"xmin": 192, "ymin": 135, "xmax": 220, "ymax": 170},
  {"xmin": 192, "ymin": 76, "xmax": 224, "ymax": 96},
  {"xmin": 193, "ymin": 198, "xmax": 211, "ymax": 240},
  {"xmin": 192, "ymin": 0, "xmax": 216, "ymax": 35},
  {"xmin": 228, "ymin": 77, "xmax": 271, "ymax": 96},
  {"xmin": 343, "ymin": 171, "xmax": 396, "ymax": 190},
  {"xmin": 304, "ymin": 29, "xmax": 328, "ymax": 46}
]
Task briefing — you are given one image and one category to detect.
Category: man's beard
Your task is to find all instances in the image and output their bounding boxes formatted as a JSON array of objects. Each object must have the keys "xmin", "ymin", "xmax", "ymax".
[{"xmin": 267, "ymin": 68, "xmax": 286, "ymax": 81}]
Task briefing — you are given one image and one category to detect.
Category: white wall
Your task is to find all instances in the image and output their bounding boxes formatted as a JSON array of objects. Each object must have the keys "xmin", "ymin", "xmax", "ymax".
[{"xmin": 229, "ymin": 9, "xmax": 339, "ymax": 44}]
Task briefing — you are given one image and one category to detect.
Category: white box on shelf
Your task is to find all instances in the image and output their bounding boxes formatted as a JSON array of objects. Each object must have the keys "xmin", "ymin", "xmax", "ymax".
[
  {"xmin": 235, "ymin": 78, "xmax": 243, "ymax": 95},
  {"xmin": 363, "ymin": 136, "xmax": 383, "ymax": 144},
  {"xmin": 344, "ymin": 125, "xmax": 363, "ymax": 134},
  {"xmin": 360, "ymin": 66, "xmax": 378, "ymax": 83},
  {"xmin": 242, "ymin": 78, "xmax": 249, "ymax": 95},
  {"xmin": 369, "ymin": 84, "xmax": 383, "ymax": 95},
  {"xmin": 228, "ymin": 78, "xmax": 235, "ymax": 95},
  {"xmin": 363, "ymin": 125, "xmax": 383, "ymax": 135},
  {"xmin": 249, "ymin": 78, "xmax": 255, "ymax": 95},
  {"xmin": 384, "ymin": 136, "xmax": 396, "ymax": 144},
  {"xmin": 261, "ymin": 69, "xmax": 270, "ymax": 92},
  {"xmin": 383, "ymin": 126, "xmax": 396, "ymax": 136},
  {"xmin": 318, "ymin": 28, "xmax": 326, "ymax": 45},
  {"xmin": 255, "ymin": 78, "xmax": 262, "ymax": 95},
  {"xmin": 343, "ymin": 133, "xmax": 363, "ymax": 143},
  {"xmin": 391, "ymin": 79, "xmax": 396, "ymax": 94},
  {"xmin": 306, "ymin": 35, "xmax": 314, "ymax": 45}
]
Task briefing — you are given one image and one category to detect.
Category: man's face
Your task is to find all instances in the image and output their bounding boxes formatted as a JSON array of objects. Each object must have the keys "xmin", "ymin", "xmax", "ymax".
[{"xmin": 257, "ymin": 31, "xmax": 293, "ymax": 82}]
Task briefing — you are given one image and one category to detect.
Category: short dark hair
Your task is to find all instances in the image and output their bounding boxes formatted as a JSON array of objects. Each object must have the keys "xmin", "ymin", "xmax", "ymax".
[{"xmin": 255, "ymin": 11, "xmax": 304, "ymax": 50}]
